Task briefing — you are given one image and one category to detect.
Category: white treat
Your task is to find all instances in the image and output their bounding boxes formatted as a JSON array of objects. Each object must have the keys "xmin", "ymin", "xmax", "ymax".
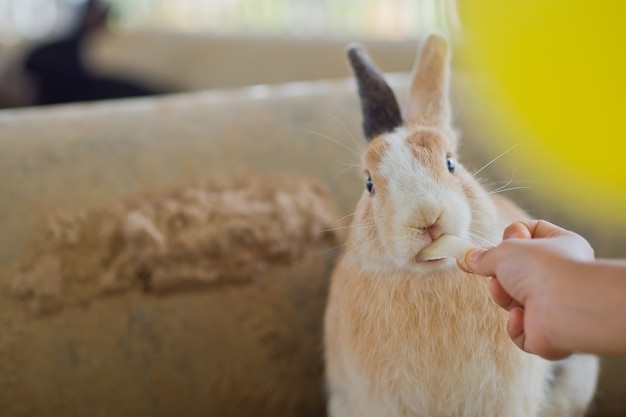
[{"xmin": 418, "ymin": 234, "xmax": 476, "ymax": 262}]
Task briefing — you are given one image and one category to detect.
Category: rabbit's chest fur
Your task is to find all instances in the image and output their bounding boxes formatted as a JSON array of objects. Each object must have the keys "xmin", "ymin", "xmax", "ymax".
[{"xmin": 324, "ymin": 265, "xmax": 551, "ymax": 417}]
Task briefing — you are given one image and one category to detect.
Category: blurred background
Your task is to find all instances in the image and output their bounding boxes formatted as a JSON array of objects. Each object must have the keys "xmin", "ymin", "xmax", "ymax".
[
  {"xmin": 0, "ymin": 0, "xmax": 459, "ymax": 44},
  {"xmin": 0, "ymin": 0, "xmax": 461, "ymax": 108}
]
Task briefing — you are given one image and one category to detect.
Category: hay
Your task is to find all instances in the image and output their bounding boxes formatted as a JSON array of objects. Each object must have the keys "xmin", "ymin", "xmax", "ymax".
[{"xmin": 3, "ymin": 175, "xmax": 345, "ymax": 315}]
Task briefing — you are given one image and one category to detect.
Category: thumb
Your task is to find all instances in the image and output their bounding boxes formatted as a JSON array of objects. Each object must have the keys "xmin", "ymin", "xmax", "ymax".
[{"xmin": 462, "ymin": 247, "xmax": 496, "ymax": 277}]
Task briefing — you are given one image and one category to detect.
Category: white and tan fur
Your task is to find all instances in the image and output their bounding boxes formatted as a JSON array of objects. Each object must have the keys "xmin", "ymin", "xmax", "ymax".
[{"xmin": 324, "ymin": 34, "xmax": 599, "ymax": 417}]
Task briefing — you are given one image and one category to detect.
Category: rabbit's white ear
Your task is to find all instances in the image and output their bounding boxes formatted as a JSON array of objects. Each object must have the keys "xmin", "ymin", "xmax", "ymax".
[
  {"xmin": 404, "ymin": 34, "xmax": 451, "ymax": 129},
  {"xmin": 347, "ymin": 43, "xmax": 403, "ymax": 141}
]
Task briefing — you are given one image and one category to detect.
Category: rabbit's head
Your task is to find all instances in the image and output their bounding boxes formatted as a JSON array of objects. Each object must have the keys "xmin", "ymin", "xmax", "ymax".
[{"xmin": 347, "ymin": 34, "xmax": 498, "ymax": 274}]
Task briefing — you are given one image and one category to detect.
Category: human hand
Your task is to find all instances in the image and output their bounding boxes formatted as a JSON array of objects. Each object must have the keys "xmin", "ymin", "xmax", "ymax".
[{"xmin": 461, "ymin": 220, "xmax": 595, "ymax": 360}]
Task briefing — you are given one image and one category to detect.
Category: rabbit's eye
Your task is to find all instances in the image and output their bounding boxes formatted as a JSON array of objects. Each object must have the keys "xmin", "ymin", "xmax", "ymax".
[
  {"xmin": 365, "ymin": 175, "xmax": 375, "ymax": 195},
  {"xmin": 446, "ymin": 156, "xmax": 456, "ymax": 174}
]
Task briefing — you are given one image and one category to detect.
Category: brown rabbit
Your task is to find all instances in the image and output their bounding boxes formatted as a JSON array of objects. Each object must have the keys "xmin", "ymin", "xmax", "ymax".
[{"xmin": 323, "ymin": 33, "xmax": 599, "ymax": 417}]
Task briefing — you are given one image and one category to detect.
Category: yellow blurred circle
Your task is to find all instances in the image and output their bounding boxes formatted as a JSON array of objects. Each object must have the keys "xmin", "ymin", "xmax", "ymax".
[{"xmin": 458, "ymin": 1, "xmax": 626, "ymax": 223}]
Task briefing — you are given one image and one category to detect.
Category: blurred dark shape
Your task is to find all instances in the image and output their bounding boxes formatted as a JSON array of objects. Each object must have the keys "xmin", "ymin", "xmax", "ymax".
[{"xmin": 22, "ymin": 0, "xmax": 164, "ymax": 106}]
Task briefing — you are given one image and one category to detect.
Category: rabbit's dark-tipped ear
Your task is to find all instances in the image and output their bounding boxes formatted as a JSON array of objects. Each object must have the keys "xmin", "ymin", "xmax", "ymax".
[
  {"xmin": 347, "ymin": 44, "xmax": 403, "ymax": 141},
  {"xmin": 404, "ymin": 34, "xmax": 451, "ymax": 129}
]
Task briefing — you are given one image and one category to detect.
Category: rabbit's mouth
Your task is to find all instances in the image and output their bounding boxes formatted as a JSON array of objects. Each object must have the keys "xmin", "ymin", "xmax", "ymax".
[
  {"xmin": 420, "ymin": 257, "xmax": 444, "ymax": 263},
  {"xmin": 415, "ymin": 257, "xmax": 446, "ymax": 266},
  {"xmin": 415, "ymin": 234, "xmax": 475, "ymax": 263},
  {"xmin": 411, "ymin": 255, "xmax": 456, "ymax": 273}
]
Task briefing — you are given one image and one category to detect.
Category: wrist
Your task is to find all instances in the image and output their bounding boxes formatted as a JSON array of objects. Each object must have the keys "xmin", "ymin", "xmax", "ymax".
[
  {"xmin": 527, "ymin": 257, "xmax": 576, "ymax": 356},
  {"xmin": 543, "ymin": 259, "xmax": 626, "ymax": 356}
]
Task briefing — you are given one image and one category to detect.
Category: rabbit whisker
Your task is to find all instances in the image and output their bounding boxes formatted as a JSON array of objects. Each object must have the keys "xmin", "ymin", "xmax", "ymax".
[
  {"xmin": 467, "ymin": 231, "xmax": 497, "ymax": 248},
  {"xmin": 467, "ymin": 228, "xmax": 494, "ymax": 242},
  {"xmin": 307, "ymin": 130, "xmax": 361, "ymax": 158},
  {"xmin": 320, "ymin": 241, "xmax": 350, "ymax": 256},
  {"xmin": 322, "ymin": 111, "xmax": 362, "ymax": 152},
  {"xmin": 488, "ymin": 169, "xmax": 518, "ymax": 192},
  {"xmin": 489, "ymin": 186, "xmax": 531, "ymax": 195},
  {"xmin": 322, "ymin": 223, "xmax": 376, "ymax": 233},
  {"xmin": 486, "ymin": 169, "xmax": 531, "ymax": 194},
  {"xmin": 472, "ymin": 141, "xmax": 525, "ymax": 178},
  {"xmin": 321, "ymin": 236, "xmax": 370, "ymax": 256},
  {"xmin": 339, "ymin": 163, "xmax": 362, "ymax": 174},
  {"xmin": 333, "ymin": 209, "xmax": 368, "ymax": 224}
]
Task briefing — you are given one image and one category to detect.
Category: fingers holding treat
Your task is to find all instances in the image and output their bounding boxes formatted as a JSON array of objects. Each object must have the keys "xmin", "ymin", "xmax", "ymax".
[{"xmin": 417, "ymin": 234, "xmax": 477, "ymax": 269}]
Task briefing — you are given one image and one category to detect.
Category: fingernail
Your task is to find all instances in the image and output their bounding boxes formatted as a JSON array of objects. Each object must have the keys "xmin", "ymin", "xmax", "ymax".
[
  {"xmin": 466, "ymin": 247, "xmax": 487, "ymax": 268},
  {"xmin": 458, "ymin": 247, "xmax": 483, "ymax": 273}
]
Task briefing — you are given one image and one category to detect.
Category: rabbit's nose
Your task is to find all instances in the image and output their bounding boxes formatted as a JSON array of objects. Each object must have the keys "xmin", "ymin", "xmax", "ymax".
[
  {"xmin": 423, "ymin": 223, "xmax": 443, "ymax": 240},
  {"xmin": 419, "ymin": 210, "xmax": 443, "ymax": 240},
  {"xmin": 405, "ymin": 211, "xmax": 443, "ymax": 239}
]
